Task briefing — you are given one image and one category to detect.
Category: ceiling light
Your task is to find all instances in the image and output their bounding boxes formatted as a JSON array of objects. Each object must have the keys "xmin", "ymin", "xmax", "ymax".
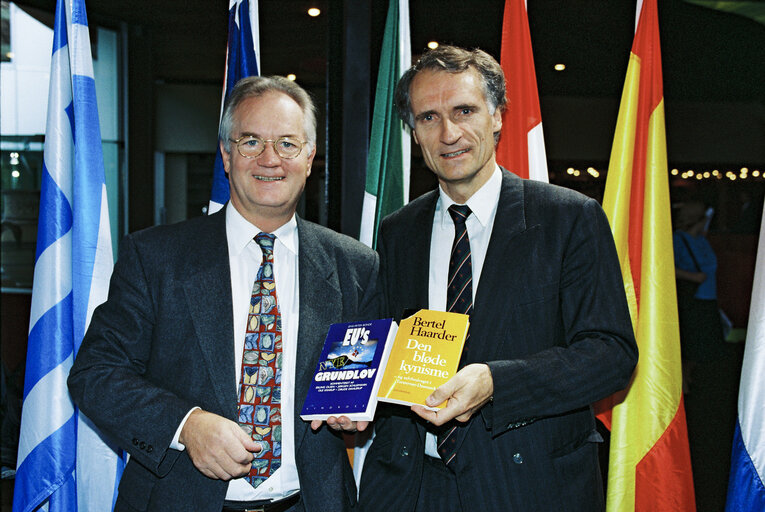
[
  {"xmin": 307, "ymin": 8, "xmax": 320, "ymax": 17},
  {"xmin": 427, "ymin": 41, "xmax": 439, "ymax": 50},
  {"xmin": 286, "ymin": 74, "xmax": 296, "ymax": 81},
  {"xmin": 671, "ymin": 168, "xmax": 679, "ymax": 175},
  {"xmin": 554, "ymin": 63, "xmax": 566, "ymax": 71}
]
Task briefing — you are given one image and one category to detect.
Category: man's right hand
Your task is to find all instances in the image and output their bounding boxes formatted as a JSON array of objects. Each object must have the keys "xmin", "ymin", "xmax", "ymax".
[{"xmin": 179, "ymin": 409, "xmax": 260, "ymax": 480}]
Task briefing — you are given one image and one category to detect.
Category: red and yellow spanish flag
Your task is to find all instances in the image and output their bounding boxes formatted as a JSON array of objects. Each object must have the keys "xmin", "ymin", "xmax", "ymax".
[
  {"xmin": 496, "ymin": 0, "xmax": 548, "ymax": 182},
  {"xmin": 599, "ymin": 0, "xmax": 696, "ymax": 509}
]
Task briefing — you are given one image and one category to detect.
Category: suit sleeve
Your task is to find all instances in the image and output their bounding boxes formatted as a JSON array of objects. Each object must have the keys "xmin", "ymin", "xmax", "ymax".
[
  {"xmin": 68, "ymin": 235, "xmax": 192, "ymax": 476},
  {"xmin": 356, "ymin": 248, "xmax": 383, "ymax": 322},
  {"xmin": 484, "ymin": 198, "xmax": 638, "ymax": 435}
]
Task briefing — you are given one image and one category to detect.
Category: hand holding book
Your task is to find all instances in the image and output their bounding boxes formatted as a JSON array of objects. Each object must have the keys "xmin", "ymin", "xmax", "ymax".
[
  {"xmin": 301, "ymin": 310, "xmax": 470, "ymax": 423},
  {"xmin": 309, "ymin": 417, "xmax": 369, "ymax": 433},
  {"xmin": 410, "ymin": 363, "xmax": 494, "ymax": 426}
]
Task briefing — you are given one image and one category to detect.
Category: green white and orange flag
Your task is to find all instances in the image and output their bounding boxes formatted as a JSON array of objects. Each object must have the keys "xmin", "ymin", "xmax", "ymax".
[
  {"xmin": 599, "ymin": 0, "xmax": 696, "ymax": 509},
  {"xmin": 359, "ymin": 0, "xmax": 410, "ymax": 249}
]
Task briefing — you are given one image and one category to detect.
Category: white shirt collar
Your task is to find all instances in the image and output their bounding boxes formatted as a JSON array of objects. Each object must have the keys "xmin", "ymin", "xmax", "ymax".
[
  {"xmin": 436, "ymin": 164, "xmax": 502, "ymax": 228},
  {"xmin": 225, "ymin": 203, "xmax": 299, "ymax": 256}
]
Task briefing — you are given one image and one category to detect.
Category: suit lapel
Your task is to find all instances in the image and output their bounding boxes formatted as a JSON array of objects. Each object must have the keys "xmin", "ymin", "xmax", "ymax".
[
  {"xmin": 294, "ymin": 219, "xmax": 342, "ymax": 448},
  {"xmin": 182, "ymin": 211, "xmax": 238, "ymax": 419},
  {"xmin": 470, "ymin": 170, "xmax": 529, "ymax": 364}
]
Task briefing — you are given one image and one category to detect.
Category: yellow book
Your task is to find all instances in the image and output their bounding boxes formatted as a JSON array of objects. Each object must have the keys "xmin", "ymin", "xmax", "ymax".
[{"xmin": 377, "ymin": 309, "xmax": 469, "ymax": 409}]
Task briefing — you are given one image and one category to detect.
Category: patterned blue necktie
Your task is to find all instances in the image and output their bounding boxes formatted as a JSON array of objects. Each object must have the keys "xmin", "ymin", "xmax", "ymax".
[{"xmin": 237, "ymin": 232, "xmax": 282, "ymax": 488}]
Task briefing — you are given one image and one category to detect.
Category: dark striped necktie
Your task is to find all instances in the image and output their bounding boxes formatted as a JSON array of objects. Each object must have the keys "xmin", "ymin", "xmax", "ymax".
[
  {"xmin": 446, "ymin": 204, "xmax": 474, "ymax": 317},
  {"xmin": 437, "ymin": 204, "xmax": 473, "ymax": 465}
]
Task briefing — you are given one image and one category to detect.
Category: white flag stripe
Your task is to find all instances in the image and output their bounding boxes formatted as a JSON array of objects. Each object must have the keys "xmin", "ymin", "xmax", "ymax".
[
  {"xmin": 209, "ymin": 200, "xmax": 225, "ymax": 215},
  {"xmin": 398, "ymin": 0, "xmax": 411, "ymax": 202},
  {"xmin": 77, "ymin": 413, "xmax": 120, "ymax": 511},
  {"xmin": 247, "ymin": 0, "xmax": 260, "ymax": 64},
  {"xmin": 85, "ymin": 184, "xmax": 114, "ymax": 330},
  {"xmin": 527, "ymin": 123, "xmax": 549, "ymax": 183},
  {"xmin": 70, "ymin": 23, "xmax": 95, "ymax": 79},
  {"xmin": 16, "ymin": 355, "xmax": 75, "ymax": 466},
  {"xmin": 359, "ymin": 192, "xmax": 378, "ymax": 247},
  {"xmin": 29, "ymin": 232, "xmax": 73, "ymax": 329},
  {"xmin": 740, "ymin": 210, "xmax": 765, "ymax": 467},
  {"xmin": 44, "ymin": 49, "xmax": 74, "ymax": 205}
]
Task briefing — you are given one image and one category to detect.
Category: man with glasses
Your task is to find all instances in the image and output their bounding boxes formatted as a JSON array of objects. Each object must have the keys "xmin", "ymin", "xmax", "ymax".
[{"xmin": 69, "ymin": 76, "xmax": 379, "ymax": 512}]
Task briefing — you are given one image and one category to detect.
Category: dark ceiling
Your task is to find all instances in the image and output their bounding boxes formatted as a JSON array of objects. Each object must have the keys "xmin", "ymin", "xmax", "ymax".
[{"xmin": 16, "ymin": 0, "xmax": 765, "ymax": 103}]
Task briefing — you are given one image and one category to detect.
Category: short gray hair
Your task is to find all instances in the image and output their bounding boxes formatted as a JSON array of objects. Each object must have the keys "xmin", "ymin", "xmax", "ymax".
[
  {"xmin": 395, "ymin": 45, "xmax": 507, "ymax": 130},
  {"xmin": 219, "ymin": 76, "xmax": 317, "ymax": 153}
]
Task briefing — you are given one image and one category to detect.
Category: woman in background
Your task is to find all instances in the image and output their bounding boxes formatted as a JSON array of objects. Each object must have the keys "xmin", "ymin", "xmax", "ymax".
[{"xmin": 673, "ymin": 200, "xmax": 724, "ymax": 393}]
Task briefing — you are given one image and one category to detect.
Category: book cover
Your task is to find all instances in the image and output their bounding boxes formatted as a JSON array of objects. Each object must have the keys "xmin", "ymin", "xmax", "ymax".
[
  {"xmin": 377, "ymin": 309, "xmax": 469, "ymax": 409},
  {"xmin": 300, "ymin": 318, "xmax": 396, "ymax": 421}
]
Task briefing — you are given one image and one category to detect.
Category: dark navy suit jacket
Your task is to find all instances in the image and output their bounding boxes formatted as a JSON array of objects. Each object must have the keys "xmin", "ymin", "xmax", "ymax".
[
  {"xmin": 69, "ymin": 209, "xmax": 379, "ymax": 511},
  {"xmin": 359, "ymin": 170, "xmax": 637, "ymax": 511}
]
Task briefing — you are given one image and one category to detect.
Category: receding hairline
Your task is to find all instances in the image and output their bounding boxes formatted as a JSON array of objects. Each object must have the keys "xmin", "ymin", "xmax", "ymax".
[
  {"xmin": 408, "ymin": 67, "xmax": 495, "ymax": 112},
  {"xmin": 232, "ymin": 90, "xmax": 306, "ymax": 127}
]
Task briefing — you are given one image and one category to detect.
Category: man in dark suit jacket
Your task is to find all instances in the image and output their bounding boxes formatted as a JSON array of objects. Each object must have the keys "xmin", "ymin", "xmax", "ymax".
[
  {"xmin": 68, "ymin": 76, "xmax": 378, "ymax": 512},
  {"xmin": 359, "ymin": 46, "xmax": 638, "ymax": 511}
]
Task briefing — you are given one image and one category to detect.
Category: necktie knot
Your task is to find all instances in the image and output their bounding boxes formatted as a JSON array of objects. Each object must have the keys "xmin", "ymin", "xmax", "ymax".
[
  {"xmin": 254, "ymin": 232, "xmax": 276, "ymax": 259},
  {"xmin": 448, "ymin": 204, "xmax": 472, "ymax": 226}
]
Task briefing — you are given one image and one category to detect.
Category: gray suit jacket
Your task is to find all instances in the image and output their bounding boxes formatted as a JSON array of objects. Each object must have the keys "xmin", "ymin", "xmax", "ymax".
[
  {"xmin": 360, "ymin": 170, "xmax": 637, "ymax": 511},
  {"xmin": 69, "ymin": 209, "xmax": 379, "ymax": 511}
]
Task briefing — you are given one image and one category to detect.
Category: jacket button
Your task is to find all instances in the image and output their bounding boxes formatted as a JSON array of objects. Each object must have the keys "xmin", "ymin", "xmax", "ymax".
[
  {"xmin": 513, "ymin": 453, "xmax": 523, "ymax": 464},
  {"xmin": 132, "ymin": 438, "xmax": 138, "ymax": 446},
  {"xmin": 147, "ymin": 445, "xmax": 153, "ymax": 453},
  {"xmin": 400, "ymin": 446, "xmax": 409, "ymax": 457},
  {"xmin": 139, "ymin": 441, "xmax": 146, "ymax": 450}
]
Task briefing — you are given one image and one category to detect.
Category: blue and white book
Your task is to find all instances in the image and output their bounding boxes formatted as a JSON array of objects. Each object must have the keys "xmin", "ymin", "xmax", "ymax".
[{"xmin": 300, "ymin": 318, "xmax": 397, "ymax": 421}]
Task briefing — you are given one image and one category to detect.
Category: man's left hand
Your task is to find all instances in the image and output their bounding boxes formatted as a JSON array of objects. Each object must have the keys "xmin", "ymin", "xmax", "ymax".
[
  {"xmin": 310, "ymin": 417, "xmax": 369, "ymax": 433},
  {"xmin": 411, "ymin": 363, "xmax": 493, "ymax": 426}
]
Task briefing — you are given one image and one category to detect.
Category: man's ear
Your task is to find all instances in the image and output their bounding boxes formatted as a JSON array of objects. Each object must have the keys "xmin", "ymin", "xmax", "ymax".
[
  {"xmin": 219, "ymin": 140, "xmax": 231, "ymax": 176},
  {"xmin": 492, "ymin": 107, "xmax": 502, "ymax": 133},
  {"xmin": 305, "ymin": 146, "xmax": 316, "ymax": 178},
  {"xmin": 412, "ymin": 129, "xmax": 420, "ymax": 146}
]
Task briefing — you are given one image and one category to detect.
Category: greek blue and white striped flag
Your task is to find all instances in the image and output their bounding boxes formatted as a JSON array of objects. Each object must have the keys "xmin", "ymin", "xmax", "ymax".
[
  {"xmin": 209, "ymin": 0, "xmax": 260, "ymax": 213},
  {"xmin": 13, "ymin": 0, "xmax": 124, "ymax": 510},
  {"xmin": 726, "ymin": 204, "xmax": 765, "ymax": 511}
]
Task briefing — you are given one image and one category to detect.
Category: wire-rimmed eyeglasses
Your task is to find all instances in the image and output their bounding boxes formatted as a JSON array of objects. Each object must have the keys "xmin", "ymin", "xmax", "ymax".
[{"xmin": 229, "ymin": 135, "xmax": 307, "ymax": 159}]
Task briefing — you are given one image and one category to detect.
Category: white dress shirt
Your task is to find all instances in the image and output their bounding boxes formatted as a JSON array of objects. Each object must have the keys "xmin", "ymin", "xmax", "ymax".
[
  {"xmin": 225, "ymin": 203, "xmax": 300, "ymax": 500},
  {"xmin": 172, "ymin": 203, "xmax": 301, "ymax": 501},
  {"xmin": 424, "ymin": 165, "xmax": 502, "ymax": 457}
]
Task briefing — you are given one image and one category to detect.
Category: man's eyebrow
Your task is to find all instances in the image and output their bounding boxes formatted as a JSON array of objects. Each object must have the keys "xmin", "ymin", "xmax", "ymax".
[
  {"xmin": 236, "ymin": 131, "xmax": 302, "ymax": 139},
  {"xmin": 453, "ymin": 103, "xmax": 479, "ymax": 112},
  {"xmin": 414, "ymin": 110, "xmax": 437, "ymax": 121}
]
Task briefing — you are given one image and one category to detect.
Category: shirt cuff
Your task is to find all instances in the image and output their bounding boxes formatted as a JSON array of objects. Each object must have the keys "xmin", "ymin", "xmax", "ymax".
[{"xmin": 170, "ymin": 406, "xmax": 201, "ymax": 451}]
